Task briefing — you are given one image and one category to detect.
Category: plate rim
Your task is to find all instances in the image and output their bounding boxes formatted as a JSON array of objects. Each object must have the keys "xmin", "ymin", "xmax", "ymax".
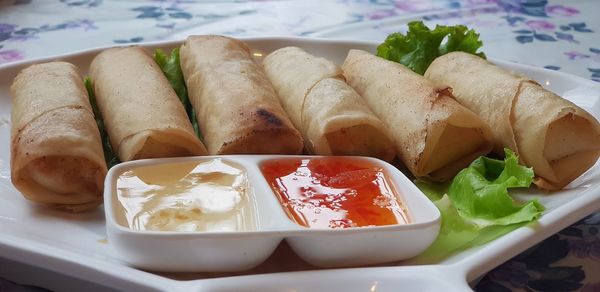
[{"xmin": 1, "ymin": 35, "xmax": 598, "ymax": 88}]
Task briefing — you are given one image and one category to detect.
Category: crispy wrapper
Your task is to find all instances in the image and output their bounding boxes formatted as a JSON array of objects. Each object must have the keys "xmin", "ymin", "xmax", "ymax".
[
  {"xmin": 342, "ymin": 50, "xmax": 494, "ymax": 181},
  {"xmin": 425, "ymin": 52, "xmax": 600, "ymax": 190},
  {"xmin": 180, "ymin": 35, "xmax": 303, "ymax": 155},
  {"xmin": 10, "ymin": 62, "xmax": 106, "ymax": 212},
  {"xmin": 263, "ymin": 47, "xmax": 395, "ymax": 161},
  {"xmin": 89, "ymin": 46, "xmax": 207, "ymax": 161}
]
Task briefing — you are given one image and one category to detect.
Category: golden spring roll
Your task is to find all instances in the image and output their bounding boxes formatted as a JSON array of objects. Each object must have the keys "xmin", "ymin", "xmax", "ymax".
[
  {"xmin": 180, "ymin": 35, "xmax": 303, "ymax": 154},
  {"xmin": 263, "ymin": 47, "xmax": 395, "ymax": 161},
  {"xmin": 10, "ymin": 62, "xmax": 106, "ymax": 212},
  {"xmin": 342, "ymin": 50, "xmax": 494, "ymax": 181},
  {"xmin": 89, "ymin": 46, "xmax": 207, "ymax": 161},
  {"xmin": 425, "ymin": 52, "xmax": 600, "ymax": 189}
]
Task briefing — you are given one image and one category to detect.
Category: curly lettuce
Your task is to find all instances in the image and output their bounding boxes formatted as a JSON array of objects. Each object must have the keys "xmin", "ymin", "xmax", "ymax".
[
  {"xmin": 414, "ymin": 149, "xmax": 544, "ymax": 262},
  {"xmin": 377, "ymin": 21, "xmax": 486, "ymax": 74}
]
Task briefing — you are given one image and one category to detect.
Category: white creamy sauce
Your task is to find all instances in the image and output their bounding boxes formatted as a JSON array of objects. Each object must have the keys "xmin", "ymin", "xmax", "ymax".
[{"xmin": 115, "ymin": 159, "xmax": 255, "ymax": 232}]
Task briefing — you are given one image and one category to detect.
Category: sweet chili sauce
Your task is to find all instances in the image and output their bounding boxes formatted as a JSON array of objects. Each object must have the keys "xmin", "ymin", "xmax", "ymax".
[{"xmin": 260, "ymin": 157, "xmax": 410, "ymax": 229}]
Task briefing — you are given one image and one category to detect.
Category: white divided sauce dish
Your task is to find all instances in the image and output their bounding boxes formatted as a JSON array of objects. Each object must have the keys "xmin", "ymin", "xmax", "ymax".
[{"xmin": 103, "ymin": 155, "xmax": 441, "ymax": 272}]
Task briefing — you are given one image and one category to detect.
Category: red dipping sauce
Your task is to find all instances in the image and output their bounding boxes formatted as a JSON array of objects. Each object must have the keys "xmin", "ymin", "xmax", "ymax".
[{"xmin": 260, "ymin": 157, "xmax": 410, "ymax": 229}]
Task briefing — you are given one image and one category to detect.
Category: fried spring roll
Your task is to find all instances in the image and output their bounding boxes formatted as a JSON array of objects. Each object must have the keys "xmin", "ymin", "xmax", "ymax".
[
  {"xmin": 425, "ymin": 52, "xmax": 600, "ymax": 189},
  {"xmin": 263, "ymin": 47, "xmax": 395, "ymax": 161},
  {"xmin": 342, "ymin": 50, "xmax": 494, "ymax": 181},
  {"xmin": 180, "ymin": 35, "xmax": 303, "ymax": 155},
  {"xmin": 89, "ymin": 46, "xmax": 207, "ymax": 161},
  {"xmin": 10, "ymin": 62, "xmax": 106, "ymax": 212}
]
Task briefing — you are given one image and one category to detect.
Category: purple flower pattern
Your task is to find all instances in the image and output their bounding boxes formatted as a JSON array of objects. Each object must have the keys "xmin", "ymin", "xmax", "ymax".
[
  {"xmin": 0, "ymin": 49, "xmax": 24, "ymax": 64},
  {"xmin": 526, "ymin": 20, "xmax": 554, "ymax": 30},
  {"xmin": 569, "ymin": 238, "xmax": 600, "ymax": 260},
  {"xmin": 500, "ymin": 2, "xmax": 593, "ymax": 45},
  {"xmin": 563, "ymin": 48, "xmax": 600, "ymax": 80},
  {"xmin": 546, "ymin": 5, "xmax": 580, "ymax": 17},
  {"xmin": 564, "ymin": 51, "xmax": 590, "ymax": 61},
  {"xmin": 364, "ymin": 9, "xmax": 398, "ymax": 20},
  {"xmin": 0, "ymin": 19, "xmax": 97, "ymax": 44}
]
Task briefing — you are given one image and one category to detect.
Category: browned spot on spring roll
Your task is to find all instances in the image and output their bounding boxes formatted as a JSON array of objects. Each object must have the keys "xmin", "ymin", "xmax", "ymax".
[{"xmin": 180, "ymin": 35, "xmax": 303, "ymax": 155}]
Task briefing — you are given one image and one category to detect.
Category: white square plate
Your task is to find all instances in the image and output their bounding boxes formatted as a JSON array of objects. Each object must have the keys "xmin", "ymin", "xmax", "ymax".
[{"xmin": 0, "ymin": 37, "xmax": 598, "ymax": 291}]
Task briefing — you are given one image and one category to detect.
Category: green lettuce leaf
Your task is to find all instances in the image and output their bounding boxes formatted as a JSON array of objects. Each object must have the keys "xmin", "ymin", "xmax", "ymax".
[
  {"xmin": 413, "ymin": 149, "xmax": 544, "ymax": 263},
  {"xmin": 376, "ymin": 20, "xmax": 486, "ymax": 75},
  {"xmin": 448, "ymin": 149, "xmax": 543, "ymax": 226},
  {"xmin": 154, "ymin": 48, "xmax": 201, "ymax": 139},
  {"xmin": 84, "ymin": 77, "xmax": 120, "ymax": 168}
]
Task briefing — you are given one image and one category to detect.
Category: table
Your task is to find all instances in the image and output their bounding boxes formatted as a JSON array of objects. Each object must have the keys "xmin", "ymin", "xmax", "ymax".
[{"xmin": 0, "ymin": 0, "xmax": 598, "ymax": 291}]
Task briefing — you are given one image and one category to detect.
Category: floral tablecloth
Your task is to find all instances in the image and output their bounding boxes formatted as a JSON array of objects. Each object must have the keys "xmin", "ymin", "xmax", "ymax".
[{"xmin": 0, "ymin": 0, "xmax": 598, "ymax": 291}]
